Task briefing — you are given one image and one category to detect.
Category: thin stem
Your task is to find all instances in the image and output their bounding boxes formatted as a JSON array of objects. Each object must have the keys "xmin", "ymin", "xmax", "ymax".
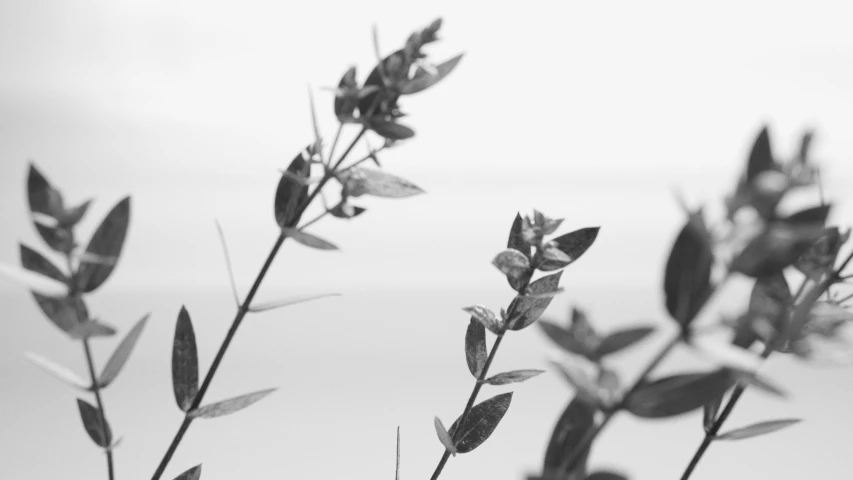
[
  {"xmin": 151, "ymin": 128, "xmax": 369, "ymax": 480},
  {"xmin": 327, "ymin": 124, "xmax": 343, "ymax": 168},
  {"xmin": 83, "ymin": 339, "xmax": 115, "ymax": 480}
]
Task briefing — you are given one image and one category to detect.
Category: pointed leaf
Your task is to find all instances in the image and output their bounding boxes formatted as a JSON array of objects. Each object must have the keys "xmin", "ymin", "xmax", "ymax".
[
  {"xmin": 716, "ymin": 419, "xmax": 801, "ymax": 441},
  {"xmin": 189, "ymin": 388, "xmax": 277, "ymax": 419},
  {"xmin": 492, "ymin": 248, "xmax": 530, "ymax": 281},
  {"xmin": 75, "ymin": 197, "xmax": 131, "ymax": 292},
  {"xmin": 340, "ymin": 168, "xmax": 424, "ymax": 198},
  {"xmin": 542, "ymin": 397, "xmax": 596, "ymax": 478},
  {"xmin": 539, "ymin": 321, "xmax": 593, "ymax": 358},
  {"xmin": 703, "ymin": 395, "xmax": 724, "ymax": 433},
  {"xmin": 25, "ymin": 352, "xmax": 90, "ymax": 390},
  {"xmin": 508, "ymin": 271, "xmax": 563, "ymax": 330},
  {"xmin": 369, "ymin": 119, "xmax": 415, "ymax": 141},
  {"xmin": 463, "ymin": 305, "xmax": 502, "ymax": 335},
  {"xmin": 99, "ymin": 314, "xmax": 149, "ymax": 388},
  {"xmin": 433, "ymin": 417, "xmax": 458, "ymax": 456},
  {"xmin": 27, "ymin": 163, "xmax": 72, "ymax": 251},
  {"xmin": 250, "ymin": 293, "xmax": 341, "ymax": 313},
  {"xmin": 447, "ymin": 392, "xmax": 512, "ymax": 453},
  {"xmin": 664, "ymin": 216, "xmax": 714, "ymax": 327},
  {"xmin": 281, "ymin": 227, "xmax": 338, "ymax": 250},
  {"xmin": 508, "ymin": 213, "xmax": 532, "ymax": 258},
  {"xmin": 172, "ymin": 306, "xmax": 199, "ymax": 412},
  {"xmin": 465, "ymin": 318, "xmax": 487, "ymax": 378},
  {"xmin": 539, "ymin": 228, "xmax": 600, "ymax": 271},
  {"xmin": 400, "ymin": 53, "xmax": 464, "ymax": 95},
  {"xmin": 173, "ymin": 464, "xmax": 202, "ymax": 480},
  {"xmin": 484, "ymin": 369, "xmax": 544, "ymax": 385},
  {"xmin": 0, "ymin": 262, "xmax": 69, "ymax": 298},
  {"xmin": 68, "ymin": 320, "xmax": 117, "ymax": 339},
  {"xmin": 77, "ymin": 398, "xmax": 111, "ymax": 447},
  {"xmin": 746, "ymin": 127, "xmax": 774, "ymax": 183},
  {"xmin": 274, "ymin": 150, "xmax": 310, "ymax": 229},
  {"xmin": 19, "ymin": 244, "xmax": 67, "ymax": 283},
  {"xmin": 27, "ymin": 291, "xmax": 88, "ymax": 334},
  {"xmin": 595, "ymin": 326, "xmax": 655, "ymax": 357},
  {"xmin": 625, "ymin": 369, "xmax": 734, "ymax": 418}
]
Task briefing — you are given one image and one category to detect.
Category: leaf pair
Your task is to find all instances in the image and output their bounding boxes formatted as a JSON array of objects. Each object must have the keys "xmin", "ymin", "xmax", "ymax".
[{"xmin": 434, "ymin": 392, "xmax": 512, "ymax": 455}]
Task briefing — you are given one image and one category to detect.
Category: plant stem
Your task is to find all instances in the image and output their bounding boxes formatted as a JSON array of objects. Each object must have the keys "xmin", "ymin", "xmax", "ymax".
[
  {"xmin": 150, "ymin": 130, "xmax": 367, "ymax": 480},
  {"xmin": 83, "ymin": 339, "xmax": 115, "ymax": 480}
]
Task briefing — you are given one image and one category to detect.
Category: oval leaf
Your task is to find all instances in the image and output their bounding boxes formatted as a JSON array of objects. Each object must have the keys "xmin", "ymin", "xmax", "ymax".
[
  {"xmin": 493, "ymin": 248, "xmax": 530, "ymax": 282},
  {"xmin": 77, "ymin": 398, "xmax": 111, "ymax": 448},
  {"xmin": 542, "ymin": 397, "xmax": 596, "ymax": 479},
  {"xmin": 368, "ymin": 119, "xmax": 415, "ymax": 141},
  {"xmin": 281, "ymin": 227, "xmax": 338, "ymax": 250},
  {"xmin": 172, "ymin": 306, "xmax": 199, "ymax": 412},
  {"xmin": 539, "ymin": 227, "xmax": 600, "ymax": 271},
  {"xmin": 508, "ymin": 271, "xmax": 563, "ymax": 331},
  {"xmin": 189, "ymin": 388, "xmax": 277, "ymax": 419},
  {"xmin": 400, "ymin": 53, "xmax": 464, "ymax": 95},
  {"xmin": 99, "ymin": 314, "xmax": 150, "ymax": 388},
  {"xmin": 342, "ymin": 168, "xmax": 424, "ymax": 199},
  {"xmin": 595, "ymin": 326, "xmax": 655, "ymax": 357},
  {"xmin": 433, "ymin": 416, "xmax": 458, "ymax": 456},
  {"xmin": 664, "ymin": 216, "xmax": 714, "ymax": 327},
  {"xmin": 68, "ymin": 320, "xmax": 117, "ymax": 340},
  {"xmin": 484, "ymin": 369, "xmax": 544, "ymax": 386},
  {"xmin": 448, "ymin": 392, "xmax": 513, "ymax": 454},
  {"xmin": 463, "ymin": 305, "xmax": 502, "ymax": 335},
  {"xmin": 25, "ymin": 352, "xmax": 90, "ymax": 390},
  {"xmin": 626, "ymin": 369, "xmax": 734, "ymax": 418},
  {"xmin": 173, "ymin": 464, "xmax": 202, "ymax": 480},
  {"xmin": 507, "ymin": 213, "xmax": 532, "ymax": 291},
  {"xmin": 75, "ymin": 197, "xmax": 130, "ymax": 292},
  {"xmin": 465, "ymin": 318, "xmax": 488, "ymax": 378},
  {"xmin": 274, "ymin": 150, "xmax": 310, "ymax": 229},
  {"xmin": 716, "ymin": 419, "xmax": 801, "ymax": 441}
]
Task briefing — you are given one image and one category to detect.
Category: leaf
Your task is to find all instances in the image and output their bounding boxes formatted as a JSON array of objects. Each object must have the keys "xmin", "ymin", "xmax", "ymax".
[
  {"xmin": 56, "ymin": 199, "xmax": 92, "ymax": 228},
  {"xmin": 447, "ymin": 392, "xmax": 512, "ymax": 453},
  {"xmin": 716, "ymin": 419, "xmax": 801, "ymax": 441},
  {"xmin": 27, "ymin": 163, "xmax": 72, "ymax": 252},
  {"xmin": 733, "ymin": 371, "xmax": 788, "ymax": 398},
  {"xmin": 586, "ymin": 473, "xmax": 629, "ymax": 480},
  {"xmin": 508, "ymin": 271, "xmax": 563, "ymax": 330},
  {"xmin": 796, "ymin": 227, "xmax": 849, "ymax": 280},
  {"xmin": 465, "ymin": 318, "xmax": 488, "ymax": 378},
  {"xmin": 77, "ymin": 398, "xmax": 111, "ymax": 447},
  {"xmin": 250, "ymin": 293, "xmax": 341, "ymax": 313},
  {"xmin": 492, "ymin": 248, "xmax": 530, "ymax": 282},
  {"xmin": 539, "ymin": 228, "xmax": 600, "ymax": 271},
  {"xmin": 281, "ymin": 227, "xmax": 339, "ymax": 250},
  {"xmin": 400, "ymin": 53, "xmax": 464, "ymax": 95},
  {"xmin": 75, "ymin": 197, "xmax": 131, "ymax": 293},
  {"xmin": 690, "ymin": 336, "xmax": 763, "ymax": 373},
  {"xmin": 746, "ymin": 126, "xmax": 774, "ymax": 183},
  {"xmin": 189, "ymin": 388, "xmax": 277, "ymax": 419},
  {"xmin": 507, "ymin": 213, "xmax": 532, "ymax": 291},
  {"xmin": 625, "ymin": 369, "xmax": 735, "ymax": 418},
  {"xmin": 172, "ymin": 306, "xmax": 199, "ymax": 412},
  {"xmin": 595, "ymin": 326, "xmax": 655, "ymax": 357},
  {"xmin": 731, "ymin": 219, "xmax": 828, "ymax": 278},
  {"xmin": 550, "ymin": 360, "xmax": 603, "ymax": 407},
  {"xmin": 539, "ymin": 321, "xmax": 593, "ymax": 358},
  {"xmin": 274, "ymin": 150, "xmax": 310, "ymax": 229},
  {"xmin": 734, "ymin": 272, "xmax": 792, "ymax": 349},
  {"xmin": 68, "ymin": 320, "xmax": 117, "ymax": 339},
  {"xmin": 484, "ymin": 369, "xmax": 544, "ymax": 385},
  {"xmin": 28, "ymin": 291, "xmax": 88, "ymax": 333},
  {"xmin": 173, "ymin": 464, "xmax": 202, "ymax": 480},
  {"xmin": 542, "ymin": 397, "xmax": 596, "ymax": 479},
  {"xmin": 369, "ymin": 119, "xmax": 415, "ymax": 141},
  {"xmin": 798, "ymin": 131, "xmax": 814, "ymax": 164},
  {"xmin": 340, "ymin": 168, "xmax": 424, "ymax": 198},
  {"xmin": 19, "ymin": 243, "xmax": 67, "ymax": 283},
  {"xmin": 0, "ymin": 262, "xmax": 69, "ymax": 298},
  {"xmin": 99, "ymin": 314, "xmax": 149, "ymax": 388},
  {"xmin": 25, "ymin": 352, "xmax": 90, "ymax": 390},
  {"xmin": 463, "ymin": 305, "xmax": 502, "ymax": 335},
  {"xmin": 664, "ymin": 216, "xmax": 714, "ymax": 327},
  {"xmin": 703, "ymin": 395, "xmax": 724, "ymax": 433},
  {"xmin": 433, "ymin": 417, "xmax": 458, "ymax": 456}
]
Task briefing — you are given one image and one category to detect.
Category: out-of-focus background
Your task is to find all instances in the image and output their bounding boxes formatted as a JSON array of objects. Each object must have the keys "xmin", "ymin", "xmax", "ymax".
[{"xmin": 1, "ymin": 1, "xmax": 853, "ymax": 479}]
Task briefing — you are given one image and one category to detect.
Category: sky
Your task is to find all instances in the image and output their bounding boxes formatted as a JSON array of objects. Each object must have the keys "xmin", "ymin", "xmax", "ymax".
[{"xmin": 1, "ymin": 1, "xmax": 853, "ymax": 480}]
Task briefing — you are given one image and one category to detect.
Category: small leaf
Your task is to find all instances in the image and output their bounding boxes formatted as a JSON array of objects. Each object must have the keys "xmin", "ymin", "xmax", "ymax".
[
  {"xmin": 99, "ymin": 314, "xmax": 149, "ymax": 388},
  {"xmin": 76, "ymin": 197, "xmax": 131, "ymax": 293},
  {"xmin": 25, "ymin": 352, "xmax": 90, "ymax": 390},
  {"xmin": 508, "ymin": 271, "xmax": 563, "ymax": 330},
  {"xmin": 625, "ymin": 369, "xmax": 734, "ymax": 418},
  {"xmin": 19, "ymin": 243, "xmax": 67, "ymax": 283},
  {"xmin": 400, "ymin": 53, "xmax": 464, "ymax": 95},
  {"xmin": 664, "ymin": 215, "xmax": 714, "ymax": 327},
  {"xmin": 733, "ymin": 371, "xmax": 788, "ymax": 398},
  {"xmin": 542, "ymin": 397, "xmax": 596, "ymax": 478},
  {"xmin": 27, "ymin": 163, "xmax": 71, "ymax": 251},
  {"xmin": 369, "ymin": 119, "xmax": 415, "ymax": 141},
  {"xmin": 746, "ymin": 127, "xmax": 774, "ymax": 183},
  {"xmin": 465, "ymin": 318, "xmax": 488, "ymax": 378},
  {"xmin": 250, "ymin": 293, "xmax": 341, "ymax": 313},
  {"xmin": 507, "ymin": 213, "xmax": 531, "ymax": 291},
  {"xmin": 274, "ymin": 150, "xmax": 310, "ymax": 229},
  {"xmin": 172, "ymin": 306, "xmax": 199, "ymax": 412},
  {"xmin": 447, "ymin": 392, "xmax": 512, "ymax": 453},
  {"xmin": 484, "ymin": 369, "xmax": 544, "ymax": 385},
  {"xmin": 716, "ymin": 419, "xmax": 801, "ymax": 441},
  {"xmin": 703, "ymin": 395, "xmax": 724, "ymax": 433},
  {"xmin": 492, "ymin": 248, "xmax": 530, "ymax": 281},
  {"xmin": 463, "ymin": 305, "xmax": 502, "ymax": 335},
  {"xmin": 586, "ymin": 473, "xmax": 629, "ymax": 480},
  {"xmin": 595, "ymin": 326, "xmax": 655, "ymax": 357},
  {"xmin": 433, "ymin": 417, "xmax": 458, "ymax": 456},
  {"xmin": 77, "ymin": 398, "xmax": 111, "ymax": 447},
  {"xmin": 173, "ymin": 464, "xmax": 202, "ymax": 480},
  {"xmin": 281, "ymin": 227, "xmax": 339, "ymax": 250},
  {"xmin": 68, "ymin": 320, "xmax": 117, "ymax": 339},
  {"xmin": 2, "ymin": 261, "xmax": 68, "ymax": 298},
  {"xmin": 340, "ymin": 168, "xmax": 424, "ymax": 198},
  {"xmin": 189, "ymin": 388, "xmax": 277, "ymax": 419},
  {"xmin": 539, "ymin": 321, "xmax": 593, "ymax": 358},
  {"xmin": 539, "ymin": 228, "xmax": 600, "ymax": 271}
]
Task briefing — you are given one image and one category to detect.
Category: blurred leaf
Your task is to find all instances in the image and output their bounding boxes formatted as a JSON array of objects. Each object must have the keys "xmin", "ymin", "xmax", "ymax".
[
  {"xmin": 539, "ymin": 228, "xmax": 600, "ymax": 271},
  {"xmin": 463, "ymin": 305, "xmax": 502, "ymax": 335},
  {"xmin": 595, "ymin": 326, "xmax": 655, "ymax": 357},
  {"xmin": 25, "ymin": 352, "xmax": 90, "ymax": 390},
  {"xmin": 625, "ymin": 369, "xmax": 734, "ymax": 418},
  {"xmin": 746, "ymin": 127, "xmax": 774, "ymax": 183},
  {"xmin": 550, "ymin": 360, "xmax": 603, "ymax": 407},
  {"xmin": 77, "ymin": 398, "xmax": 111, "ymax": 447},
  {"xmin": 703, "ymin": 395, "xmax": 724, "ymax": 434},
  {"xmin": 798, "ymin": 131, "xmax": 813, "ymax": 164},
  {"xmin": 19, "ymin": 243, "xmax": 67, "ymax": 283},
  {"xmin": 465, "ymin": 318, "xmax": 488, "ymax": 378},
  {"xmin": 189, "ymin": 388, "xmax": 277, "ymax": 419},
  {"xmin": 733, "ymin": 371, "xmax": 787, "ymax": 398},
  {"xmin": 172, "ymin": 306, "xmax": 199, "ymax": 412},
  {"xmin": 30, "ymin": 292, "xmax": 88, "ymax": 334},
  {"xmin": 539, "ymin": 321, "xmax": 594, "ymax": 358},
  {"xmin": 329, "ymin": 203, "xmax": 367, "ymax": 219},
  {"xmin": 340, "ymin": 168, "xmax": 424, "ymax": 198},
  {"xmin": 433, "ymin": 416, "xmax": 457, "ymax": 456},
  {"xmin": 734, "ymin": 272, "xmax": 792, "ymax": 349},
  {"xmin": 75, "ymin": 197, "xmax": 131, "ymax": 293},
  {"xmin": 3, "ymin": 259, "xmax": 68, "ymax": 298},
  {"xmin": 484, "ymin": 369, "xmax": 544, "ymax": 385},
  {"xmin": 447, "ymin": 392, "xmax": 512, "ymax": 453},
  {"xmin": 508, "ymin": 271, "xmax": 563, "ymax": 330},
  {"xmin": 274, "ymin": 150, "xmax": 310, "ymax": 229},
  {"xmin": 542, "ymin": 397, "xmax": 596, "ymax": 479},
  {"xmin": 400, "ymin": 53, "xmax": 464, "ymax": 95},
  {"xmin": 691, "ymin": 336, "xmax": 763, "ymax": 373},
  {"xmin": 368, "ymin": 119, "xmax": 415, "ymax": 140},
  {"xmin": 173, "ymin": 464, "xmax": 202, "ymax": 480},
  {"xmin": 56, "ymin": 199, "xmax": 92, "ymax": 228},
  {"xmin": 716, "ymin": 419, "xmax": 801, "ymax": 441},
  {"xmin": 99, "ymin": 314, "xmax": 150, "ymax": 388},
  {"xmin": 664, "ymin": 216, "xmax": 714, "ymax": 327},
  {"xmin": 281, "ymin": 227, "xmax": 338, "ymax": 250},
  {"xmin": 796, "ymin": 227, "xmax": 849, "ymax": 280},
  {"xmin": 492, "ymin": 248, "xmax": 530, "ymax": 282},
  {"xmin": 732, "ymin": 211, "xmax": 829, "ymax": 278},
  {"xmin": 586, "ymin": 473, "xmax": 629, "ymax": 480},
  {"xmin": 68, "ymin": 320, "xmax": 117, "ymax": 339},
  {"xmin": 27, "ymin": 163, "xmax": 73, "ymax": 252},
  {"xmin": 334, "ymin": 66, "xmax": 358, "ymax": 121},
  {"xmin": 250, "ymin": 293, "xmax": 341, "ymax": 313}
]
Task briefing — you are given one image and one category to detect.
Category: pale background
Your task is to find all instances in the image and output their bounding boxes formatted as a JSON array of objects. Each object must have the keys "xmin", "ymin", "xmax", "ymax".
[{"xmin": 1, "ymin": 1, "xmax": 853, "ymax": 479}]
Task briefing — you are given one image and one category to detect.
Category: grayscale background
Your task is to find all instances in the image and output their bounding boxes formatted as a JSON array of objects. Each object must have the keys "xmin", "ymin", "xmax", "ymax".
[{"xmin": 1, "ymin": 1, "xmax": 852, "ymax": 479}]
